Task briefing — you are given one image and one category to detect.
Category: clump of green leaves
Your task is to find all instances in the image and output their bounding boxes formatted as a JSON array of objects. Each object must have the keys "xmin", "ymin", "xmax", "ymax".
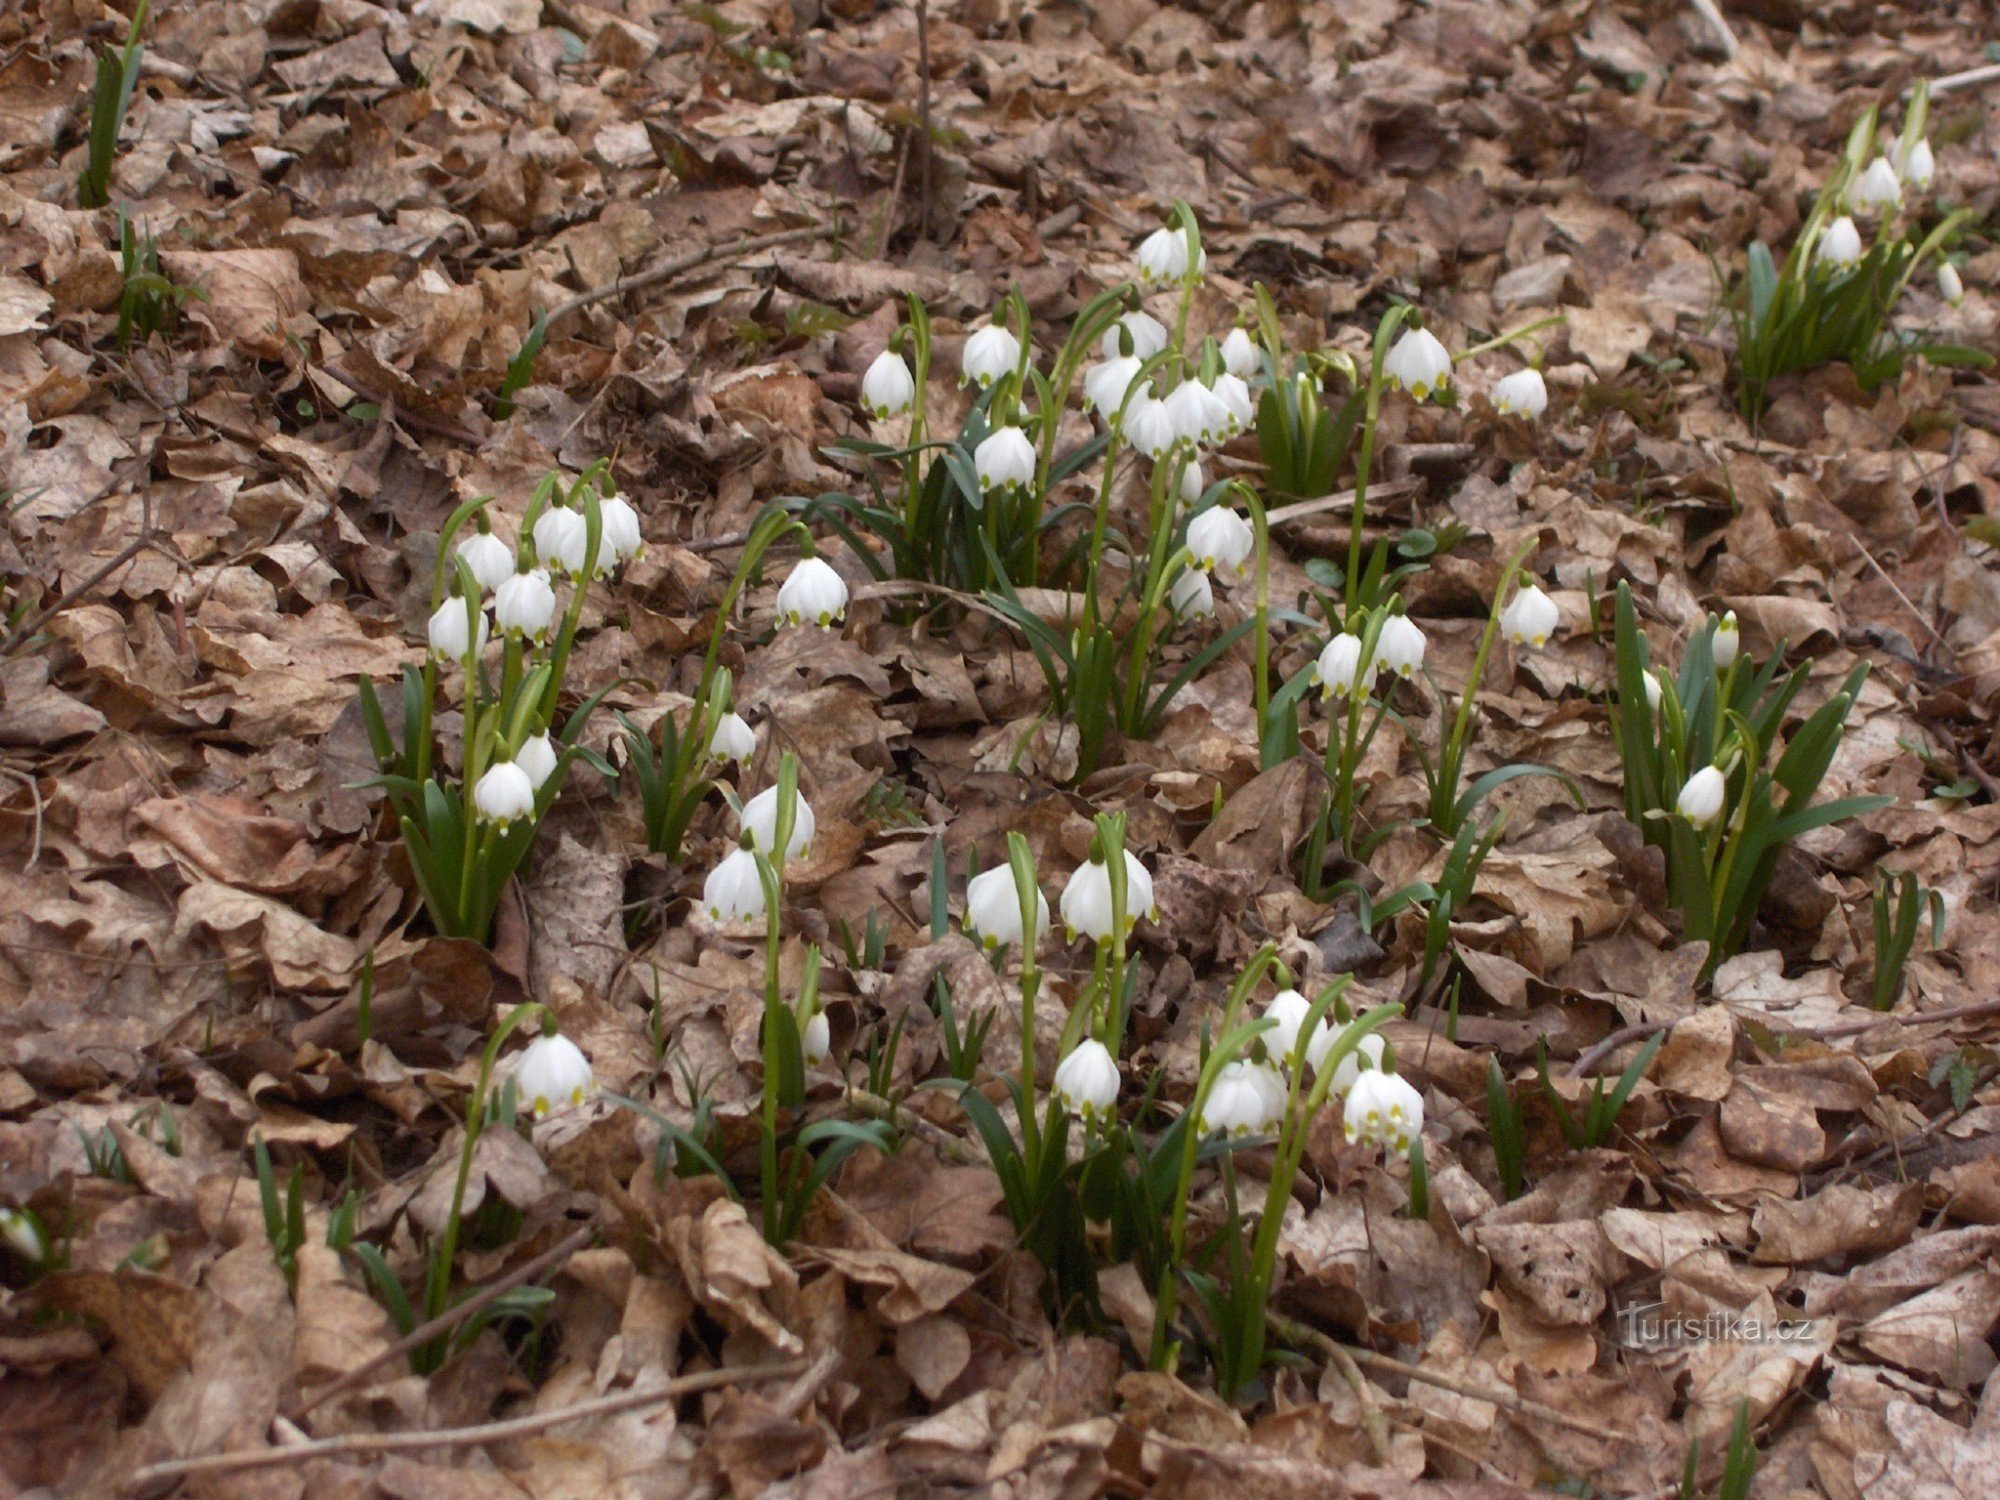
[
  {"xmin": 115, "ymin": 214, "xmax": 202, "ymax": 347},
  {"xmin": 1871, "ymin": 869, "xmax": 1945, "ymax": 1010},
  {"xmin": 76, "ymin": 0, "xmax": 150, "ymax": 209}
]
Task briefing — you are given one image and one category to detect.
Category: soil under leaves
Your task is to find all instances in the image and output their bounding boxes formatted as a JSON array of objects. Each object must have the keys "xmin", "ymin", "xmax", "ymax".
[{"xmin": 4, "ymin": 0, "xmax": 2000, "ymax": 1495}]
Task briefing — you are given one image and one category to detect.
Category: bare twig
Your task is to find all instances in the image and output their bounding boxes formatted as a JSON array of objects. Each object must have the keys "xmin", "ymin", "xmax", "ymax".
[
  {"xmin": 1569, "ymin": 1020, "xmax": 1671, "ymax": 1079},
  {"xmin": 126, "ymin": 1359, "xmax": 809, "ymax": 1490},
  {"xmin": 545, "ymin": 223, "xmax": 838, "ymax": 330},
  {"xmin": 1929, "ymin": 62, "xmax": 2000, "ymax": 96},
  {"xmin": 1686, "ymin": 0, "xmax": 1740, "ymax": 58},
  {"xmin": 2, "ymin": 457, "xmax": 159, "ymax": 657},
  {"xmin": 1813, "ymin": 995, "xmax": 2000, "ymax": 1040}
]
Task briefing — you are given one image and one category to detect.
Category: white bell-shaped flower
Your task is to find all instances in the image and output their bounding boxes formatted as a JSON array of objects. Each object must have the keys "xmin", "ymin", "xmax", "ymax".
[
  {"xmin": 1263, "ymin": 990, "xmax": 1324, "ymax": 1071},
  {"xmin": 776, "ymin": 557, "xmax": 848, "ymax": 628},
  {"xmin": 1383, "ymin": 327, "xmax": 1452, "ymax": 401},
  {"xmin": 1643, "ymin": 671, "xmax": 1663, "ymax": 711},
  {"xmin": 473, "ymin": 761, "xmax": 536, "ymax": 827},
  {"xmin": 1124, "ymin": 389, "xmax": 1178, "ymax": 460},
  {"xmin": 599, "ymin": 496, "xmax": 643, "ymax": 565},
  {"xmin": 1136, "ymin": 224, "xmax": 1204, "ymax": 284},
  {"xmin": 1900, "ymin": 137, "xmax": 1935, "ymax": 189},
  {"xmin": 1677, "ymin": 765, "xmax": 1727, "ymax": 828},
  {"xmin": 533, "ymin": 505, "xmax": 590, "ymax": 576},
  {"xmin": 1500, "ymin": 583, "xmax": 1559, "ymax": 649},
  {"xmin": 1209, "ymin": 372, "xmax": 1254, "ymax": 434},
  {"xmin": 493, "ymin": 568, "xmax": 557, "ymax": 640},
  {"xmin": 1849, "ymin": 156, "xmax": 1902, "ymax": 216},
  {"xmin": 1186, "ymin": 505, "xmax": 1253, "ymax": 576},
  {"xmin": 709, "ymin": 711, "xmax": 757, "ymax": 766},
  {"xmin": 740, "ymin": 784, "xmax": 815, "ymax": 862},
  {"xmin": 1491, "ymin": 368, "xmax": 1548, "ymax": 419},
  {"xmin": 516, "ymin": 1032, "xmax": 597, "ymax": 1118},
  {"xmin": 801, "ymin": 1009, "xmax": 831, "ymax": 1064},
  {"xmin": 1313, "ymin": 632, "xmax": 1372, "ymax": 698},
  {"xmin": 1179, "ymin": 459, "xmax": 1207, "ymax": 506},
  {"xmin": 1376, "ymin": 614, "xmax": 1427, "ymax": 679},
  {"xmin": 1101, "ymin": 310, "xmax": 1167, "ymax": 361},
  {"xmin": 1940, "ymin": 262, "xmax": 1965, "ymax": 306},
  {"xmin": 1060, "ymin": 849, "xmax": 1157, "ymax": 942},
  {"xmin": 961, "ymin": 323, "xmax": 1021, "ymax": 388},
  {"xmin": 1163, "ymin": 379, "xmax": 1223, "ymax": 448},
  {"xmin": 1201, "ymin": 1059, "xmax": 1286, "ymax": 1137},
  {"xmin": 1816, "ymin": 215, "xmax": 1864, "ymax": 271},
  {"xmin": 965, "ymin": 863, "xmax": 1047, "ymax": 951},
  {"xmin": 704, "ymin": 846, "xmax": 767, "ymax": 924},
  {"xmin": 1169, "ymin": 567, "xmax": 1214, "ymax": 620},
  {"xmin": 974, "ymin": 426, "xmax": 1037, "ymax": 495},
  {"xmin": 1221, "ymin": 326, "xmax": 1260, "ymax": 379},
  {"xmin": 1712, "ymin": 610, "xmax": 1740, "ymax": 669},
  {"xmin": 1084, "ymin": 356, "xmax": 1143, "ymax": 419},
  {"xmin": 457, "ymin": 530, "xmax": 517, "ymax": 593},
  {"xmin": 516, "ymin": 731, "xmax": 559, "ymax": 791},
  {"xmin": 861, "ymin": 349, "xmax": 916, "ymax": 419},
  {"xmin": 0, "ymin": 1209, "xmax": 45, "ymax": 1265},
  {"xmin": 1342, "ymin": 1068, "xmax": 1423, "ymax": 1152},
  {"xmin": 1318, "ymin": 1030, "xmax": 1384, "ymax": 1092},
  {"xmin": 1053, "ymin": 1039, "xmax": 1121, "ymax": 1119},
  {"xmin": 427, "ymin": 597, "xmax": 488, "ymax": 661}
]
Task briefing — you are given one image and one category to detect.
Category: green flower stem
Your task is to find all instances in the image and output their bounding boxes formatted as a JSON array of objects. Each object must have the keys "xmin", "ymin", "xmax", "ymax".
[
  {"xmin": 1231, "ymin": 481, "xmax": 1273, "ymax": 754},
  {"xmin": 1007, "ymin": 833, "xmax": 1043, "ymax": 1115},
  {"xmin": 1454, "ymin": 313, "xmax": 1565, "ymax": 365},
  {"xmin": 1345, "ymin": 307, "xmax": 1412, "ymax": 609},
  {"xmin": 754, "ymin": 755, "xmax": 802, "ymax": 1242},
  {"xmin": 1433, "ymin": 540, "xmax": 1537, "ymax": 826}
]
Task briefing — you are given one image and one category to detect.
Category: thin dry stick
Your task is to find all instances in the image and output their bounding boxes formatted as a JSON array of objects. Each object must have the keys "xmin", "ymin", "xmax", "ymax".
[
  {"xmin": 1930, "ymin": 62, "xmax": 2000, "ymax": 96},
  {"xmin": 544, "ymin": 223, "xmax": 836, "ymax": 329},
  {"xmin": 1686, "ymin": 0, "xmax": 1739, "ymax": 57},
  {"xmin": 290, "ymin": 1225, "xmax": 594, "ymax": 1419},
  {"xmin": 2, "ymin": 458, "xmax": 158, "ymax": 656},
  {"xmin": 126, "ymin": 1359, "xmax": 810, "ymax": 1489},
  {"xmin": 1815, "ymin": 995, "xmax": 2000, "ymax": 1040},
  {"xmin": 1322, "ymin": 1339, "xmax": 1395, "ymax": 1465}
]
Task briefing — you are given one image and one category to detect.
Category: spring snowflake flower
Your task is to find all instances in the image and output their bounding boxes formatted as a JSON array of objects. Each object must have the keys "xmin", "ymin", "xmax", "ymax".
[
  {"xmin": 1179, "ymin": 459, "xmax": 1206, "ymax": 506},
  {"xmin": 1376, "ymin": 614, "xmax": 1427, "ymax": 679},
  {"xmin": 1060, "ymin": 849, "xmax": 1157, "ymax": 942},
  {"xmin": 740, "ymin": 784, "xmax": 815, "ymax": 862},
  {"xmin": 1085, "ymin": 356, "xmax": 1143, "ymax": 418},
  {"xmin": 1317, "ymin": 1029, "xmax": 1385, "ymax": 1091},
  {"xmin": 516, "ymin": 731, "xmax": 559, "ymax": 791},
  {"xmin": 533, "ymin": 505, "xmax": 590, "ymax": 576},
  {"xmin": 1169, "ymin": 566, "xmax": 1214, "ymax": 620},
  {"xmin": 709, "ymin": 711, "xmax": 756, "ymax": 766},
  {"xmin": 1209, "ymin": 371, "xmax": 1254, "ymax": 434},
  {"xmin": 494, "ymin": 568, "xmax": 556, "ymax": 640},
  {"xmin": 1221, "ymin": 326, "xmax": 1259, "ymax": 379},
  {"xmin": 861, "ymin": 349, "xmax": 916, "ymax": 419},
  {"xmin": 1313, "ymin": 632, "xmax": 1372, "ymax": 699},
  {"xmin": 599, "ymin": 496, "xmax": 643, "ymax": 565},
  {"xmin": 1677, "ymin": 765, "xmax": 1727, "ymax": 828},
  {"xmin": 1900, "ymin": 138, "xmax": 1935, "ymax": 190},
  {"xmin": 1124, "ymin": 388, "xmax": 1179, "ymax": 461},
  {"xmin": 1712, "ymin": 610, "xmax": 1740, "ymax": 669},
  {"xmin": 1053, "ymin": 1039, "xmax": 1121, "ymax": 1119},
  {"xmin": 1848, "ymin": 156, "xmax": 1902, "ymax": 217},
  {"xmin": 1164, "ymin": 379, "xmax": 1226, "ymax": 448},
  {"xmin": 1201, "ymin": 1059, "xmax": 1287, "ymax": 1137},
  {"xmin": 0, "ymin": 1209, "xmax": 44, "ymax": 1264},
  {"xmin": 1343, "ymin": 1068, "xmax": 1423, "ymax": 1152},
  {"xmin": 1263, "ymin": 990, "xmax": 1323, "ymax": 1070},
  {"xmin": 1643, "ymin": 671, "xmax": 1663, "ymax": 711},
  {"xmin": 427, "ymin": 597, "xmax": 488, "ymax": 661},
  {"xmin": 1136, "ymin": 224, "xmax": 1205, "ymax": 284},
  {"xmin": 704, "ymin": 846, "xmax": 766, "ymax": 924},
  {"xmin": 1186, "ymin": 505, "xmax": 1253, "ymax": 576},
  {"xmin": 473, "ymin": 761, "xmax": 535, "ymax": 828},
  {"xmin": 1101, "ymin": 310, "xmax": 1168, "ymax": 361},
  {"xmin": 1940, "ymin": 262, "xmax": 1965, "ymax": 306},
  {"xmin": 1383, "ymin": 327, "xmax": 1452, "ymax": 401},
  {"xmin": 974, "ymin": 426, "xmax": 1037, "ymax": 495},
  {"xmin": 457, "ymin": 530, "xmax": 516, "ymax": 593},
  {"xmin": 516, "ymin": 1032, "xmax": 597, "ymax": 1118},
  {"xmin": 1500, "ymin": 583, "xmax": 1559, "ymax": 649},
  {"xmin": 961, "ymin": 323, "xmax": 1021, "ymax": 388},
  {"xmin": 965, "ymin": 864, "xmax": 1047, "ymax": 951},
  {"xmin": 801, "ymin": 1008, "xmax": 831, "ymax": 1064},
  {"xmin": 1491, "ymin": 368, "xmax": 1548, "ymax": 420},
  {"xmin": 1816, "ymin": 216, "xmax": 1864, "ymax": 271},
  {"xmin": 776, "ymin": 557, "xmax": 848, "ymax": 628}
]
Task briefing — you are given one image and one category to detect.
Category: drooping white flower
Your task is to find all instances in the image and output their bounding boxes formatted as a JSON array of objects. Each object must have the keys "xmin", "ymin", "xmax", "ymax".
[
  {"xmin": 1900, "ymin": 137, "xmax": 1935, "ymax": 190},
  {"xmin": 1940, "ymin": 262, "xmax": 1965, "ymax": 306},
  {"xmin": 1136, "ymin": 224, "xmax": 1205, "ymax": 284},
  {"xmin": 1263, "ymin": 990, "xmax": 1323, "ymax": 1071},
  {"xmin": 861, "ymin": 349, "xmax": 916, "ymax": 419},
  {"xmin": 1124, "ymin": 389, "xmax": 1178, "ymax": 460},
  {"xmin": 1318, "ymin": 1030, "xmax": 1385, "ymax": 1092},
  {"xmin": 961, "ymin": 323, "xmax": 1021, "ymax": 388},
  {"xmin": 1209, "ymin": 371, "xmax": 1254, "ymax": 434},
  {"xmin": 1500, "ymin": 583, "xmax": 1559, "ymax": 649},
  {"xmin": 704, "ymin": 846, "xmax": 767, "ymax": 924},
  {"xmin": 494, "ymin": 568, "xmax": 557, "ymax": 640},
  {"xmin": 965, "ymin": 863, "xmax": 1048, "ymax": 952},
  {"xmin": 1053, "ymin": 1039, "xmax": 1121, "ymax": 1119},
  {"xmin": 474, "ymin": 761, "xmax": 536, "ymax": 827},
  {"xmin": 1084, "ymin": 356, "xmax": 1143, "ymax": 418},
  {"xmin": 533, "ymin": 505, "xmax": 590, "ymax": 576},
  {"xmin": 1376, "ymin": 614, "xmax": 1427, "ymax": 679},
  {"xmin": 1221, "ymin": 326, "xmax": 1260, "ymax": 379},
  {"xmin": 516, "ymin": 1032, "xmax": 597, "ymax": 1118},
  {"xmin": 427, "ymin": 597, "xmax": 488, "ymax": 661},
  {"xmin": 1342, "ymin": 1068, "xmax": 1423, "ymax": 1152},
  {"xmin": 1712, "ymin": 610, "xmax": 1740, "ymax": 669},
  {"xmin": 599, "ymin": 496, "xmax": 643, "ymax": 565},
  {"xmin": 1383, "ymin": 326, "xmax": 1452, "ymax": 401},
  {"xmin": 1178, "ymin": 459, "xmax": 1207, "ymax": 506},
  {"xmin": 1313, "ymin": 632, "xmax": 1372, "ymax": 698},
  {"xmin": 1491, "ymin": 368, "xmax": 1548, "ymax": 420},
  {"xmin": 516, "ymin": 731, "xmax": 559, "ymax": 791},
  {"xmin": 740, "ymin": 784, "xmax": 816, "ymax": 862},
  {"xmin": 1816, "ymin": 215, "xmax": 1865, "ymax": 271},
  {"xmin": 974, "ymin": 426, "xmax": 1037, "ymax": 495},
  {"xmin": 1169, "ymin": 566, "xmax": 1214, "ymax": 620},
  {"xmin": 1163, "ymin": 379, "xmax": 1226, "ymax": 448},
  {"xmin": 709, "ymin": 711, "xmax": 757, "ymax": 766},
  {"xmin": 1677, "ymin": 765, "xmax": 1727, "ymax": 828},
  {"xmin": 801, "ymin": 1009, "xmax": 831, "ymax": 1064},
  {"xmin": 1101, "ymin": 310, "xmax": 1168, "ymax": 362},
  {"xmin": 1643, "ymin": 671, "xmax": 1663, "ymax": 711},
  {"xmin": 1060, "ymin": 849, "xmax": 1157, "ymax": 942},
  {"xmin": 776, "ymin": 557, "xmax": 848, "ymax": 629},
  {"xmin": 1187, "ymin": 505, "xmax": 1253, "ymax": 576},
  {"xmin": 1201, "ymin": 1059, "xmax": 1286, "ymax": 1137},
  {"xmin": 0, "ymin": 1209, "xmax": 45, "ymax": 1265},
  {"xmin": 457, "ymin": 530, "xmax": 517, "ymax": 593},
  {"xmin": 1849, "ymin": 156, "xmax": 1903, "ymax": 216}
]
